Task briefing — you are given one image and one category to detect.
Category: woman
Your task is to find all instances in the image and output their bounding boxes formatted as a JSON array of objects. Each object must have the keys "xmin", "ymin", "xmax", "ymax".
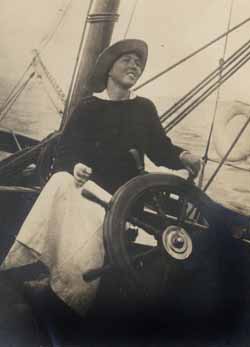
[{"xmin": 1, "ymin": 39, "xmax": 200, "ymax": 316}]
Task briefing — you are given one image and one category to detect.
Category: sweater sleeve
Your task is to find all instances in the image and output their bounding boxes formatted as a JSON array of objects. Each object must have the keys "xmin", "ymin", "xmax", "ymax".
[
  {"xmin": 145, "ymin": 100, "xmax": 185, "ymax": 170},
  {"xmin": 53, "ymin": 100, "xmax": 90, "ymax": 174}
]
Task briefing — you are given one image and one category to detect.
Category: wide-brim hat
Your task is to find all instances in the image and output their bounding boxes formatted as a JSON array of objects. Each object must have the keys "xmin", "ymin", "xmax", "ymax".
[{"xmin": 90, "ymin": 39, "xmax": 148, "ymax": 92}]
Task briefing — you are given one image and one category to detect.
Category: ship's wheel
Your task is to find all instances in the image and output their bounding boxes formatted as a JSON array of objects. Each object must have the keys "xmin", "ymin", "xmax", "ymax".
[
  {"xmin": 82, "ymin": 171, "xmax": 246, "ymax": 324},
  {"xmin": 102, "ymin": 173, "xmax": 222, "ymax": 302}
]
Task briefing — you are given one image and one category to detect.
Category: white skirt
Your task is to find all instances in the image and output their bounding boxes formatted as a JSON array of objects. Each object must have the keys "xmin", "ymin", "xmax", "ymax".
[{"xmin": 0, "ymin": 171, "xmax": 111, "ymax": 316}]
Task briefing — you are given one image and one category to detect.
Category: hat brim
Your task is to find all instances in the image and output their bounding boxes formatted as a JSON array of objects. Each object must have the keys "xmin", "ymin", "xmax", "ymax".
[{"xmin": 90, "ymin": 39, "xmax": 148, "ymax": 92}]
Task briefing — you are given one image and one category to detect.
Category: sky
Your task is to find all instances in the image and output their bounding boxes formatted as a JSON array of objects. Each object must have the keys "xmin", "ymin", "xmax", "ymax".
[{"xmin": 1, "ymin": 0, "xmax": 250, "ymax": 104}]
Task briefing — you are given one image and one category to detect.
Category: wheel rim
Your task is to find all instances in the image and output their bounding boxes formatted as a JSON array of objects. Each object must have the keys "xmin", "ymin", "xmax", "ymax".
[{"xmin": 103, "ymin": 174, "xmax": 214, "ymax": 294}]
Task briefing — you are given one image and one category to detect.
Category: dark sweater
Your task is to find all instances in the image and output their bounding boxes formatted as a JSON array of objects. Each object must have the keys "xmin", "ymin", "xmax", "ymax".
[{"xmin": 54, "ymin": 96, "xmax": 185, "ymax": 193}]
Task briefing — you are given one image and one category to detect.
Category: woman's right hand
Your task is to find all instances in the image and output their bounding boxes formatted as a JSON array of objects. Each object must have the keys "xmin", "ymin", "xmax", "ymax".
[{"xmin": 73, "ymin": 163, "xmax": 92, "ymax": 187}]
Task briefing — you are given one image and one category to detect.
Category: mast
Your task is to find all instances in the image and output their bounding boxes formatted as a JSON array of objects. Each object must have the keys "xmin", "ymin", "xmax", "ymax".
[{"xmin": 64, "ymin": 0, "xmax": 120, "ymax": 125}]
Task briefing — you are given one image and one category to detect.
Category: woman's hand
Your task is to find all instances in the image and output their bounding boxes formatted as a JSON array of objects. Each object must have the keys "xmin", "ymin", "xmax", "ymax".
[
  {"xmin": 180, "ymin": 151, "xmax": 201, "ymax": 178},
  {"xmin": 73, "ymin": 163, "xmax": 92, "ymax": 187}
]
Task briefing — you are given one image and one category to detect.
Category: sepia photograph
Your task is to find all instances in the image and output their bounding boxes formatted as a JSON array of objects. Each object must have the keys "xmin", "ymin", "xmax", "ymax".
[{"xmin": 0, "ymin": 0, "xmax": 250, "ymax": 345}]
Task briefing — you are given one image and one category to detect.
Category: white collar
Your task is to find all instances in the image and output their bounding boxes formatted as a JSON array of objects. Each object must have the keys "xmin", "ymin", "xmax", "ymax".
[{"xmin": 93, "ymin": 89, "xmax": 137, "ymax": 100}]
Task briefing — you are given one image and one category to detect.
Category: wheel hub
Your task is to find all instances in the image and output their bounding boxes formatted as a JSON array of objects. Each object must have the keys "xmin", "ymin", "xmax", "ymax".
[{"xmin": 162, "ymin": 225, "xmax": 192, "ymax": 260}]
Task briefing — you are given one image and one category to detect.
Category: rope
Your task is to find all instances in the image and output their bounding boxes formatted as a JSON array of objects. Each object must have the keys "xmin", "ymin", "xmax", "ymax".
[
  {"xmin": 32, "ymin": 51, "xmax": 66, "ymax": 104},
  {"xmin": 199, "ymin": 0, "xmax": 234, "ymax": 188},
  {"xmin": 164, "ymin": 54, "xmax": 250, "ymax": 132},
  {"xmin": 203, "ymin": 115, "xmax": 250, "ymax": 192},
  {"xmin": 12, "ymin": 131, "xmax": 22, "ymax": 151},
  {"xmin": 38, "ymin": 0, "xmax": 73, "ymax": 52},
  {"xmin": 197, "ymin": 62, "xmax": 222, "ymax": 188},
  {"xmin": 62, "ymin": 0, "xmax": 94, "ymax": 128},
  {"xmin": 164, "ymin": 54, "xmax": 250, "ymax": 133},
  {"xmin": 0, "ymin": 72, "xmax": 35, "ymax": 123},
  {"xmin": 207, "ymin": 158, "xmax": 250, "ymax": 173},
  {"xmin": 0, "ymin": 1, "xmax": 72, "ymax": 123},
  {"xmin": 123, "ymin": 0, "xmax": 138, "ymax": 39},
  {"xmin": 222, "ymin": 0, "xmax": 234, "ymax": 58},
  {"xmin": 37, "ymin": 76, "xmax": 64, "ymax": 115},
  {"xmin": 164, "ymin": 47, "xmax": 250, "ymax": 132},
  {"xmin": 160, "ymin": 38, "xmax": 250, "ymax": 124},
  {"xmin": 134, "ymin": 16, "xmax": 250, "ymax": 92},
  {"xmin": 1, "ymin": 80, "xmax": 29, "ymax": 116},
  {"xmin": 0, "ymin": 61, "xmax": 33, "ymax": 113}
]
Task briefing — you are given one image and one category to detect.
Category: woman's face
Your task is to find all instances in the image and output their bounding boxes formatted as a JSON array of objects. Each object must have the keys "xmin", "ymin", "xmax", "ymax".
[{"xmin": 108, "ymin": 53, "xmax": 143, "ymax": 89}]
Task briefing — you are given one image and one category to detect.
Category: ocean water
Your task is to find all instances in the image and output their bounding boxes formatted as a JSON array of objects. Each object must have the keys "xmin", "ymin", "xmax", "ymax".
[{"xmin": 0, "ymin": 78, "xmax": 249, "ymax": 216}]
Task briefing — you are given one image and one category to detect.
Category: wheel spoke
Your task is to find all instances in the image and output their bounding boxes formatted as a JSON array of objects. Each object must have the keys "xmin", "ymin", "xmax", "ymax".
[
  {"xmin": 183, "ymin": 219, "xmax": 209, "ymax": 232},
  {"xmin": 149, "ymin": 190, "xmax": 169, "ymax": 220},
  {"xmin": 130, "ymin": 191, "xmax": 209, "ymax": 236},
  {"xmin": 129, "ymin": 216, "xmax": 161, "ymax": 236}
]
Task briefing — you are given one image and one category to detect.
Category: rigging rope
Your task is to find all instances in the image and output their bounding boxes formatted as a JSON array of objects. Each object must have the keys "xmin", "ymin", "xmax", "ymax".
[
  {"xmin": 134, "ymin": 16, "xmax": 250, "ymax": 92},
  {"xmin": 38, "ymin": 76, "xmax": 64, "ymax": 115},
  {"xmin": 11, "ymin": 131, "xmax": 22, "ymax": 151},
  {"xmin": 207, "ymin": 158, "xmax": 250, "ymax": 173},
  {"xmin": 62, "ymin": 0, "xmax": 94, "ymax": 128},
  {"xmin": 38, "ymin": 0, "xmax": 73, "ymax": 52},
  {"xmin": 203, "ymin": 115, "xmax": 250, "ymax": 192},
  {"xmin": 164, "ymin": 44, "xmax": 250, "ymax": 132},
  {"xmin": 0, "ymin": 1, "xmax": 73, "ymax": 124},
  {"xmin": 199, "ymin": 0, "xmax": 234, "ymax": 188},
  {"xmin": 123, "ymin": 0, "xmax": 138, "ymax": 39},
  {"xmin": 222, "ymin": 0, "xmax": 234, "ymax": 59},
  {"xmin": 32, "ymin": 50, "xmax": 66, "ymax": 104},
  {"xmin": 0, "ymin": 61, "xmax": 33, "ymax": 113},
  {"xmin": 160, "ymin": 38, "xmax": 250, "ymax": 124},
  {"xmin": 166, "ymin": 53, "xmax": 250, "ymax": 132},
  {"xmin": 0, "ymin": 72, "xmax": 35, "ymax": 123}
]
